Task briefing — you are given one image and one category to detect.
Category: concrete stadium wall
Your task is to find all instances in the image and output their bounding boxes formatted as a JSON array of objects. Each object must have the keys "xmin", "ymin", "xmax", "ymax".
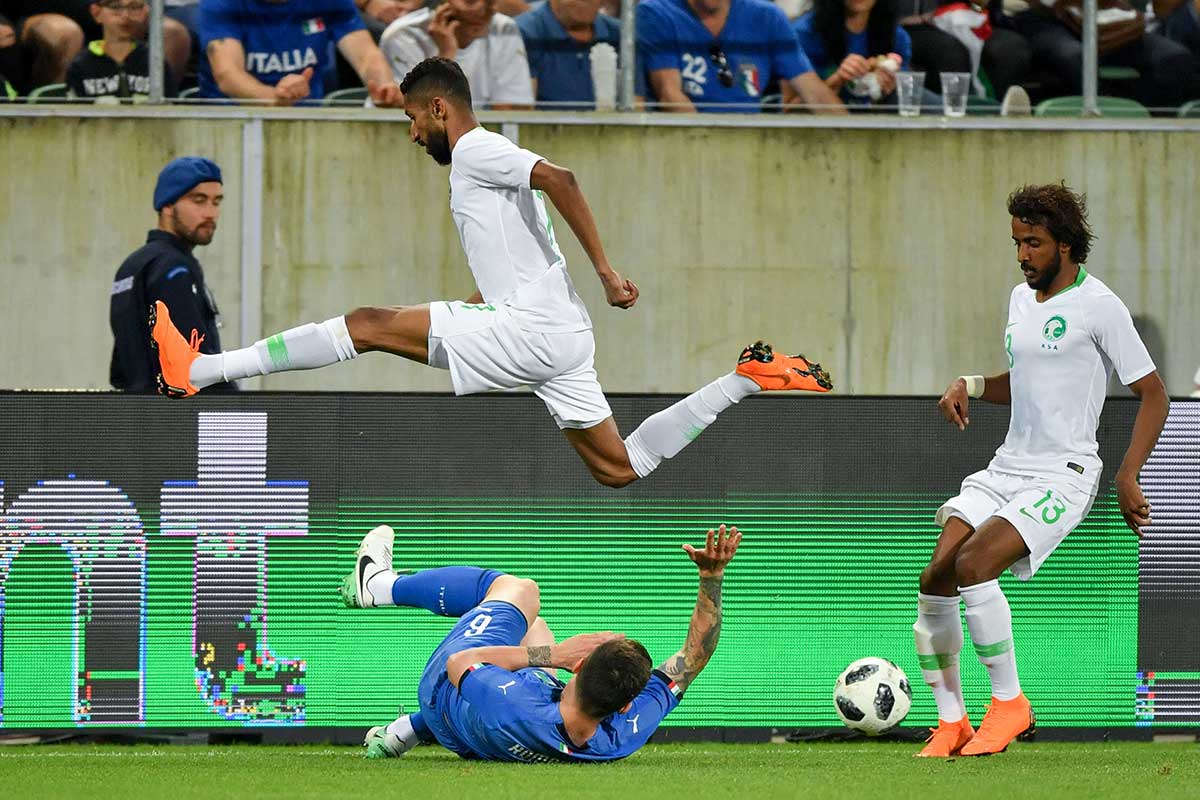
[{"xmin": 2, "ymin": 112, "xmax": 1197, "ymax": 396}]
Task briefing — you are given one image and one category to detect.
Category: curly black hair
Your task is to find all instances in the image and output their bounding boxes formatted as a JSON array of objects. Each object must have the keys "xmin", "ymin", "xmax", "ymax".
[
  {"xmin": 1007, "ymin": 183, "xmax": 1095, "ymax": 264},
  {"xmin": 399, "ymin": 56, "xmax": 472, "ymax": 107}
]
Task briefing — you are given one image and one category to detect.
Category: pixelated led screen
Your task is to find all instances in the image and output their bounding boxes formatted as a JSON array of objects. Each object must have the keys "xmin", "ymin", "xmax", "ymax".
[{"xmin": 0, "ymin": 394, "xmax": 1195, "ymax": 730}]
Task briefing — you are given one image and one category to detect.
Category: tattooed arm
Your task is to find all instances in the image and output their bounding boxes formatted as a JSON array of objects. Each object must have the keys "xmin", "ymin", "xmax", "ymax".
[{"xmin": 658, "ymin": 525, "xmax": 742, "ymax": 693}]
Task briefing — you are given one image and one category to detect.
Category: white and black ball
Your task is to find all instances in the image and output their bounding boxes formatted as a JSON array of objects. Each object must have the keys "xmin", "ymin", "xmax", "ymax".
[{"xmin": 833, "ymin": 657, "xmax": 912, "ymax": 736}]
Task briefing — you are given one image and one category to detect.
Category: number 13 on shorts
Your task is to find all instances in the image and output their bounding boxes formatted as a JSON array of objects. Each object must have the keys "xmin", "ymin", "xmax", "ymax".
[{"xmin": 1018, "ymin": 488, "xmax": 1068, "ymax": 525}]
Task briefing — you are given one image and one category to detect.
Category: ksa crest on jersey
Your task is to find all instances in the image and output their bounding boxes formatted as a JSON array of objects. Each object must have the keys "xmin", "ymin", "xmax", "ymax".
[{"xmin": 1043, "ymin": 315, "xmax": 1067, "ymax": 342}]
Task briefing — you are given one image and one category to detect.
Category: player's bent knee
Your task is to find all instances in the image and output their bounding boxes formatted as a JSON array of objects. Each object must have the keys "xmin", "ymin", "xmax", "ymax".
[
  {"xmin": 485, "ymin": 575, "xmax": 541, "ymax": 620},
  {"xmin": 953, "ymin": 548, "xmax": 996, "ymax": 588},
  {"xmin": 919, "ymin": 562, "xmax": 956, "ymax": 595}
]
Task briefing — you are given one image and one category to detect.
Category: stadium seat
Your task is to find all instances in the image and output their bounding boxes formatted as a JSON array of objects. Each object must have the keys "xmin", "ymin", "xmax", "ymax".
[
  {"xmin": 323, "ymin": 87, "xmax": 368, "ymax": 106},
  {"xmin": 1097, "ymin": 66, "xmax": 1139, "ymax": 82},
  {"xmin": 1034, "ymin": 96, "xmax": 1150, "ymax": 118},
  {"xmin": 1179, "ymin": 100, "xmax": 1200, "ymax": 118},
  {"xmin": 28, "ymin": 83, "xmax": 68, "ymax": 103}
]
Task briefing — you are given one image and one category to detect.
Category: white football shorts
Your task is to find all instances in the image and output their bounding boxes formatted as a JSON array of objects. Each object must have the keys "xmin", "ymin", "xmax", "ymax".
[
  {"xmin": 936, "ymin": 468, "xmax": 1098, "ymax": 580},
  {"xmin": 427, "ymin": 300, "xmax": 611, "ymax": 430}
]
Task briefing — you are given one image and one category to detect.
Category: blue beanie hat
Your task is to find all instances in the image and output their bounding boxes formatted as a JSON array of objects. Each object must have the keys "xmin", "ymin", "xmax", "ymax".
[{"xmin": 153, "ymin": 156, "xmax": 222, "ymax": 211}]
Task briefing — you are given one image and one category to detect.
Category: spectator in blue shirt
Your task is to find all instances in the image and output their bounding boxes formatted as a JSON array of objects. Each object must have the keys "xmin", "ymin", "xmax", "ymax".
[
  {"xmin": 516, "ymin": 0, "xmax": 642, "ymax": 109},
  {"xmin": 637, "ymin": 0, "xmax": 844, "ymax": 113},
  {"xmin": 794, "ymin": 0, "xmax": 938, "ymax": 110},
  {"xmin": 199, "ymin": 0, "xmax": 401, "ymax": 105}
]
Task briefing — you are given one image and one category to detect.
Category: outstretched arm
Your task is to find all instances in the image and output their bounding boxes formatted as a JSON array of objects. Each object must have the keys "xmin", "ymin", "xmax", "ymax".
[
  {"xmin": 658, "ymin": 525, "xmax": 742, "ymax": 694},
  {"xmin": 529, "ymin": 160, "xmax": 639, "ymax": 310}
]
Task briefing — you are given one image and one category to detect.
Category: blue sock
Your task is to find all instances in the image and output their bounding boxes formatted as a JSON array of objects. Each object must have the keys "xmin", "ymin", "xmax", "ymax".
[
  {"xmin": 410, "ymin": 711, "xmax": 435, "ymax": 743},
  {"xmin": 390, "ymin": 566, "xmax": 502, "ymax": 616}
]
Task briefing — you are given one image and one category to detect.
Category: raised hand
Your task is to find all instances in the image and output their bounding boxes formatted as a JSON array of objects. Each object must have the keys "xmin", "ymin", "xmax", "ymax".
[
  {"xmin": 428, "ymin": 4, "xmax": 460, "ymax": 59},
  {"xmin": 683, "ymin": 524, "xmax": 741, "ymax": 578},
  {"xmin": 274, "ymin": 67, "xmax": 313, "ymax": 105}
]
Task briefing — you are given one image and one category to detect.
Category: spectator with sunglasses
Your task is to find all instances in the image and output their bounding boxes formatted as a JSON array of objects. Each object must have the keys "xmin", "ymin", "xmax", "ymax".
[{"xmin": 637, "ymin": 0, "xmax": 845, "ymax": 112}]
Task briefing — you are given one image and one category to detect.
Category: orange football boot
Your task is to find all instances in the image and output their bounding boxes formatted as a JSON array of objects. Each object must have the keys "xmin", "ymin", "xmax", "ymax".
[
  {"xmin": 149, "ymin": 300, "xmax": 203, "ymax": 398},
  {"xmin": 735, "ymin": 341, "xmax": 832, "ymax": 392},
  {"xmin": 959, "ymin": 694, "xmax": 1036, "ymax": 756},
  {"xmin": 915, "ymin": 717, "xmax": 975, "ymax": 758}
]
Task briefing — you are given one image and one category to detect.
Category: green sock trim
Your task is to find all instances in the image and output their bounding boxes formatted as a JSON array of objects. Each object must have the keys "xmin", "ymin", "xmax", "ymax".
[
  {"xmin": 265, "ymin": 334, "xmax": 290, "ymax": 370},
  {"xmin": 974, "ymin": 638, "xmax": 1013, "ymax": 658},
  {"xmin": 917, "ymin": 652, "xmax": 958, "ymax": 670}
]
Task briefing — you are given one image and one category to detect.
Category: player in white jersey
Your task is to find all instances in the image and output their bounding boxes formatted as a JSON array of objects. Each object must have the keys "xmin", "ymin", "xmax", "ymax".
[
  {"xmin": 912, "ymin": 184, "xmax": 1168, "ymax": 757},
  {"xmin": 149, "ymin": 57, "xmax": 831, "ymax": 487}
]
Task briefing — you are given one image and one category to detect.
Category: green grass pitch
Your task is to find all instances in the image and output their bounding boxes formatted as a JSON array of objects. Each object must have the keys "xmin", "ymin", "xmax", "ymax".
[{"xmin": 1, "ymin": 742, "xmax": 1196, "ymax": 799}]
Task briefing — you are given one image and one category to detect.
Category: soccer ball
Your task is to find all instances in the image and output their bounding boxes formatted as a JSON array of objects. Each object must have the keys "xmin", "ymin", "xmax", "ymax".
[{"xmin": 833, "ymin": 657, "xmax": 912, "ymax": 736}]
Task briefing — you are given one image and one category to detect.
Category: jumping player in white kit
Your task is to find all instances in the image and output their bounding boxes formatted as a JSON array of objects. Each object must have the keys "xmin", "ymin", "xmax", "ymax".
[
  {"xmin": 149, "ymin": 57, "xmax": 831, "ymax": 488},
  {"xmin": 912, "ymin": 183, "xmax": 1169, "ymax": 757}
]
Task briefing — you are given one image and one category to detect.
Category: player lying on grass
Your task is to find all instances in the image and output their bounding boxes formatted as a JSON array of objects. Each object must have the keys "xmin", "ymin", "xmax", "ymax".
[
  {"xmin": 148, "ymin": 56, "xmax": 831, "ymax": 490},
  {"xmin": 339, "ymin": 523, "xmax": 740, "ymax": 762},
  {"xmin": 913, "ymin": 183, "xmax": 1169, "ymax": 758}
]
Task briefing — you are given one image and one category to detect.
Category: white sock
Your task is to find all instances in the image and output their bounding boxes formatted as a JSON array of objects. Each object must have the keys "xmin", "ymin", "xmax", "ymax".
[
  {"xmin": 623, "ymin": 373, "xmax": 759, "ymax": 478},
  {"xmin": 189, "ymin": 316, "xmax": 357, "ymax": 389},
  {"xmin": 912, "ymin": 593, "xmax": 967, "ymax": 723},
  {"xmin": 960, "ymin": 580, "xmax": 1021, "ymax": 701},
  {"xmin": 366, "ymin": 569, "xmax": 398, "ymax": 606},
  {"xmin": 384, "ymin": 714, "xmax": 420, "ymax": 750}
]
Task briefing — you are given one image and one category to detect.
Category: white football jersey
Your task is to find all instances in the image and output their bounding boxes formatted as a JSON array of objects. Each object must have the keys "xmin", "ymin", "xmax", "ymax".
[
  {"xmin": 448, "ymin": 127, "xmax": 591, "ymax": 334},
  {"xmin": 989, "ymin": 268, "xmax": 1155, "ymax": 484}
]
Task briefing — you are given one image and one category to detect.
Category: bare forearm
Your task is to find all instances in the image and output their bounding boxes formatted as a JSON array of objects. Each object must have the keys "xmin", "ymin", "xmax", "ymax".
[
  {"xmin": 354, "ymin": 46, "xmax": 393, "ymax": 88},
  {"xmin": 981, "ymin": 372, "xmax": 1011, "ymax": 405},
  {"xmin": 446, "ymin": 645, "xmax": 558, "ymax": 686},
  {"xmin": 544, "ymin": 177, "xmax": 612, "ymax": 279},
  {"xmin": 1118, "ymin": 380, "xmax": 1169, "ymax": 479},
  {"xmin": 660, "ymin": 575, "xmax": 723, "ymax": 691}
]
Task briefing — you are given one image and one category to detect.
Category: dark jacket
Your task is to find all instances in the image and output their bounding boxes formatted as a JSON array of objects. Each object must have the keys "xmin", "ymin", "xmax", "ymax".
[
  {"xmin": 66, "ymin": 39, "xmax": 177, "ymax": 101},
  {"xmin": 110, "ymin": 229, "xmax": 235, "ymax": 393}
]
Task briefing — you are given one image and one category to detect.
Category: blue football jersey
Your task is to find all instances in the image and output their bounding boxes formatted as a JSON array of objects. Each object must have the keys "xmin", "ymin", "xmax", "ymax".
[
  {"xmin": 637, "ymin": 0, "xmax": 812, "ymax": 112},
  {"xmin": 198, "ymin": 0, "xmax": 364, "ymax": 99},
  {"xmin": 438, "ymin": 664, "xmax": 683, "ymax": 762}
]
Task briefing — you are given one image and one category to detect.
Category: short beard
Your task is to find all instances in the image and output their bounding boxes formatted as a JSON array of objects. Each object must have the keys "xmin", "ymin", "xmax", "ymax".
[
  {"xmin": 173, "ymin": 217, "xmax": 215, "ymax": 247},
  {"xmin": 1032, "ymin": 249, "xmax": 1062, "ymax": 292},
  {"xmin": 427, "ymin": 129, "xmax": 452, "ymax": 166}
]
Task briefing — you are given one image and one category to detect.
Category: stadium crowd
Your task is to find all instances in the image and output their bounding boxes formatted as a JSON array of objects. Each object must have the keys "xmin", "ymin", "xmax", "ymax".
[{"xmin": 0, "ymin": 0, "xmax": 1198, "ymax": 112}]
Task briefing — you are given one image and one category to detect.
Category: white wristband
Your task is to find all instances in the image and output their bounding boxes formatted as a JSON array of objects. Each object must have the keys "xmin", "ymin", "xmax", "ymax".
[{"xmin": 961, "ymin": 375, "xmax": 985, "ymax": 399}]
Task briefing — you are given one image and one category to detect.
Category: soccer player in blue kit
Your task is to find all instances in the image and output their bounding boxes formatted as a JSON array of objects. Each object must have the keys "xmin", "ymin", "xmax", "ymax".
[{"xmin": 339, "ymin": 523, "xmax": 741, "ymax": 762}]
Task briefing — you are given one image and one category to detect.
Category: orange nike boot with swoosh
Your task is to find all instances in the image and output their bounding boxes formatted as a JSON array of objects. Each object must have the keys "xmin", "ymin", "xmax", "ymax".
[
  {"xmin": 959, "ymin": 694, "xmax": 1036, "ymax": 756},
  {"xmin": 915, "ymin": 716, "xmax": 975, "ymax": 758},
  {"xmin": 735, "ymin": 341, "xmax": 833, "ymax": 392},
  {"xmin": 149, "ymin": 300, "xmax": 203, "ymax": 398}
]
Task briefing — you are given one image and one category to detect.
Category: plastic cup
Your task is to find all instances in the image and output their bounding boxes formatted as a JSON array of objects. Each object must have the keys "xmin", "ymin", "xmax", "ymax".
[
  {"xmin": 896, "ymin": 71, "xmax": 925, "ymax": 118},
  {"xmin": 941, "ymin": 72, "xmax": 970, "ymax": 118}
]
